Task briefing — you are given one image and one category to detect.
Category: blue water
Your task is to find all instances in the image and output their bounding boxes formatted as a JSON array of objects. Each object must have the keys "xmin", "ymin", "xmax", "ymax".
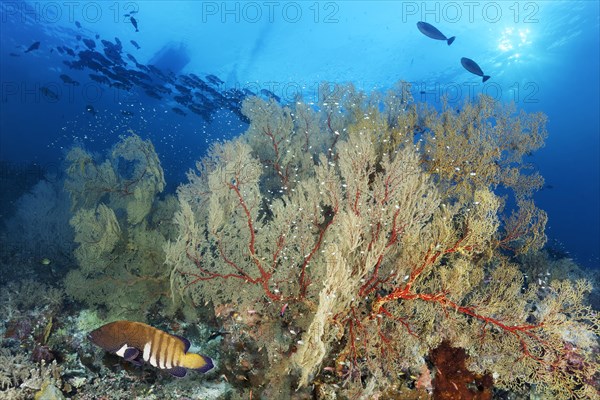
[{"xmin": 1, "ymin": 1, "xmax": 598, "ymax": 268}]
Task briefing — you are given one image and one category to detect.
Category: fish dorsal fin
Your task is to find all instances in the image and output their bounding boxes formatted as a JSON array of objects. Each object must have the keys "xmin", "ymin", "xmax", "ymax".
[{"xmin": 173, "ymin": 335, "xmax": 191, "ymax": 353}]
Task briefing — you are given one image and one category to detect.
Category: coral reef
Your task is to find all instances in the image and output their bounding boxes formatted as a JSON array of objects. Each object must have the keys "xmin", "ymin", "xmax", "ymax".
[
  {"xmin": 0, "ymin": 280, "xmax": 66, "ymax": 399},
  {"xmin": 64, "ymin": 133, "xmax": 165, "ymax": 222},
  {"xmin": 63, "ymin": 134, "xmax": 175, "ymax": 321},
  {"xmin": 429, "ymin": 341, "xmax": 493, "ymax": 399},
  {"xmin": 419, "ymin": 96, "xmax": 547, "ymax": 202},
  {"xmin": 0, "ymin": 348, "xmax": 63, "ymax": 400},
  {"xmin": 166, "ymin": 84, "xmax": 599, "ymax": 398},
  {"xmin": 2, "ymin": 84, "xmax": 595, "ymax": 399},
  {"xmin": 0, "ymin": 277, "xmax": 226, "ymax": 399}
]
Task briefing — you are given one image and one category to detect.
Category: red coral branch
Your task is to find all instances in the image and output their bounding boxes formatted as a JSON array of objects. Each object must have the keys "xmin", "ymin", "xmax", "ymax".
[
  {"xmin": 360, "ymin": 209, "xmax": 405, "ymax": 297},
  {"xmin": 181, "ymin": 167, "xmax": 337, "ymax": 304},
  {"xmin": 365, "ymin": 231, "xmax": 558, "ymax": 369},
  {"xmin": 326, "ymin": 113, "xmax": 339, "ymax": 160},
  {"xmin": 179, "ymin": 178, "xmax": 282, "ymax": 302},
  {"xmin": 497, "ymin": 211, "xmax": 529, "ymax": 251},
  {"xmin": 262, "ymin": 126, "xmax": 289, "ymax": 187},
  {"xmin": 298, "ymin": 210, "xmax": 336, "ymax": 298}
]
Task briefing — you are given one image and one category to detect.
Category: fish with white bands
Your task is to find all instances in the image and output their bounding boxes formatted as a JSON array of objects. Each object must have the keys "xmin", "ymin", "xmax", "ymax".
[
  {"xmin": 88, "ymin": 320, "xmax": 214, "ymax": 377},
  {"xmin": 115, "ymin": 343, "xmax": 129, "ymax": 358},
  {"xmin": 143, "ymin": 342, "xmax": 151, "ymax": 362}
]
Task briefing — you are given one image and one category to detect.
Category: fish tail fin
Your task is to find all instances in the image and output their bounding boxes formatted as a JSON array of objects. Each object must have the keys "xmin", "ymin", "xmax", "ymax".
[
  {"xmin": 447, "ymin": 36, "xmax": 456, "ymax": 46},
  {"xmin": 196, "ymin": 355, "xmax": 214, "ymax": 373},
  {"xmin": 182, "ymin": 353, "xmax": 214, "ymax": 373},
  {"xmin": 482, "ymin": 75, "xmax": 491, "ymax": 83}
]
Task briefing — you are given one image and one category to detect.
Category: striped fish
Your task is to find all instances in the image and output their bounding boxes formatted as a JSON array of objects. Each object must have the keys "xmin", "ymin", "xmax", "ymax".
[{"xmin": 88, "ymin": 320, "xmax": 214, "ymax": 377}]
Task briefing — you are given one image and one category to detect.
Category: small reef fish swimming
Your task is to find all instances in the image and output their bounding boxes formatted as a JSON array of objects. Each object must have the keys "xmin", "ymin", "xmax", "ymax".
[
  {"xmin": 40, "ymin": 86, "xmax": 59, "ymax": 100},
  {"xmin": 88, "ymin": 321, "xmax": 214, "ymax": 377},
  {"xmin": 48, "ymin": 27, "xmax": 250, "ymax": 122},
  {"xmin": 460, "ymin": 57, "xmax": 491, "ymax": 82},
  {"xmin": 130, "ymin": 16, "xmax": 139, "ymax": 32},
  {"xmin": 82, "ymin": 38, "xmax": 96, "ymax": 50},
  {"xmin": 24, "ymin": 41, "xmax": 40, "ymax": 53},
  {"xmin": 416, "ymin": 22, "xmax": 455, "ymax": 45},
  {"xmin": 205, "ymin": 74, "xmax": 224, "ymax": 86},
  {"xmin": 60, "ymin": 74, "xmax": 80, "ymax": 86},
  {"xmin": 172, "ymin": 107, "xmax": 187, "ymax": 116}
]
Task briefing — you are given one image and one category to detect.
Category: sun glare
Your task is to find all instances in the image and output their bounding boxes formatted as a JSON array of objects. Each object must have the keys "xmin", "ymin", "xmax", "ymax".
[
  {"xmin": 498, "ymin": 27, "xmax": 532, "ymax": 64},
  {"xmin": 498, "ymin": 27, "xmax": 532, "ymax": 51}
]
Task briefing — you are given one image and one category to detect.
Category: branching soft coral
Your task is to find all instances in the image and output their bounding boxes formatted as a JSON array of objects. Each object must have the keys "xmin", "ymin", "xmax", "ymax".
[
  {"xmin": 64, "ymin": 134, "xmax": 173, "ymax": 321},
  {"xmin": 65, "ymin": 134, "xmax": 165, "ymax": 224},
  {"xmin": 420, "ymin": 96, "xmax": 547, "ymax": 201},
  {"xmin": 166, "ymin": 86, "xmax": 598, "ymax": 398}
]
